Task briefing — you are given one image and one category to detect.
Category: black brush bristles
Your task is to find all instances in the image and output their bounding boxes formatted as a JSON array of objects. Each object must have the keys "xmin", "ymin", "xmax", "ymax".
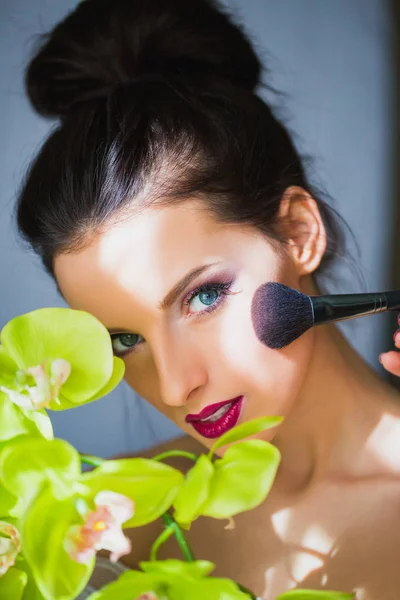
[{"xmin": 251, "ymin": 282, "xmax": 314, "ymax": 349}]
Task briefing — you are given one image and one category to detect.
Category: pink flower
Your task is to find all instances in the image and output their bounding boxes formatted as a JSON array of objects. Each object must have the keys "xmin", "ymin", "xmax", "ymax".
[
  {"xmin": 0, "ymin": 358, "xmax": 71, "ymax": 410},
  {"xmin": 134, "ymin": 594, "xmax": 159, "ymax": 600},
  {"xmin": 65, "ymin": 491, "xmax": 134, "ymax": 564},
  {"xmin": 0, "ymin": 521, "xmax": 21, "ymax": 576}
]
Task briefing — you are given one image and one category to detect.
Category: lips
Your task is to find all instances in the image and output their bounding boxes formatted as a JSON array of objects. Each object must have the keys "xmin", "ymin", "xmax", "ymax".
[
  {"xmin": 185, "ymin": 396, "xmax": 243, "ymax": 422},
  {"xmin": 185, "ymin": 396, "xmax": 244, "ymax": 439}
]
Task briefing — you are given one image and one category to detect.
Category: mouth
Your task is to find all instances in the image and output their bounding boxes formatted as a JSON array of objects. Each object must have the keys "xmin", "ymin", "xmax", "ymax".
[{"xmin": 185, "ymin": 396, "xmax": 244, "ymax": 439}]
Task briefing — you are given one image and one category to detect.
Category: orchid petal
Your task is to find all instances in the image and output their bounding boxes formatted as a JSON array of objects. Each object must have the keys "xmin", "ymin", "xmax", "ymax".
[
  {"xmin": 98, "ymin": 526, "xmax": 131, "ymax": 563},
  {"xmin": 94, "ymin": 491, "xmax": 134, "ymax": 525},
  {"xmin": 0, "ymin": 386, "xmax": 35, "ymax": 410},
  {"xmin": 0, "ymin": 522, "xmax": 21, "ymax": 577},
  {"xmin": 63, "ymin": 525, "xmax": 98, "ymax": 565},
  {"xmin": 50, "ymin": 358, "xmax": 71, "ymax": 387},
  {"xmin": 65, "ymin": 491, "xmax": 134, "ymax": 566}
]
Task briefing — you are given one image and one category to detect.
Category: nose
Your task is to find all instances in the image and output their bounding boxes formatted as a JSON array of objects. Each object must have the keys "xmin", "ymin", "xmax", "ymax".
[{"xmin": 152, "ymin": 331, "xmax": 208, "ymax": 408}]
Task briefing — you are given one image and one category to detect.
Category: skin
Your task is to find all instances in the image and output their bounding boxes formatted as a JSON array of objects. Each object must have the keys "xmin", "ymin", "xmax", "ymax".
[{"xmin": 54, "ymin": 187, "xmax": 400, "ymax": 599}]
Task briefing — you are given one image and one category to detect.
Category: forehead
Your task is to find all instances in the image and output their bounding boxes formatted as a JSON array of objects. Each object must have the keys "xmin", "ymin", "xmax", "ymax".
[{"xmin": 54, "ymin": 199, "xmax": 272, "ymax": 319}]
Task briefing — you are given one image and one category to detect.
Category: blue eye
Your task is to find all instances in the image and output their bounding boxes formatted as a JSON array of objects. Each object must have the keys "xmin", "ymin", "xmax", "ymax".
[
  {"xmin": 188, "ymin": 288, "xmax": 219, "ymax": 310},
  {"xmin": 111, "ymin": 332, "xmax": 143, "ymax": 356},
  {"xmin": 184, "ymin": 282, "xmax": 232, "ymax": 314}
]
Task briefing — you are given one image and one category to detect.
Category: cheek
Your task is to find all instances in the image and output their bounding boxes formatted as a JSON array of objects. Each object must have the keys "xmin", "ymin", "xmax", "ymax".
[
  {"xmin": 246, "ymin": 328, "xmax": 315, "ymax": 440},
  {"xmin": 216, "ymin": 286, "xmax": 314, "ymax": 403},
  {"xmin": 123, "ymin": 366, "xmax": 170, "ymax": 415}
]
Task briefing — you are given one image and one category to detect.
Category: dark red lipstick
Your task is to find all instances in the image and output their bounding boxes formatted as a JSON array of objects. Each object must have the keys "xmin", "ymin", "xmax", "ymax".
[{"xmin": 185, "ymin": 396, "xmax": 244, "ymax": 439}]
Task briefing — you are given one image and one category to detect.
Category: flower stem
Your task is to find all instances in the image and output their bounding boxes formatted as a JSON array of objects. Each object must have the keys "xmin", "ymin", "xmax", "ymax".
[
  {"xmin": 162, "ymin": 513, "xmax": 195, "ymax": 562},
  {"xmin": 237, "ymin": 583, "xmax": 257, "ymax": 599},
  {"xmin": 152, "ymin": 450, "xmax": 197, "ymax": 463},
  {"xmin": 80, "ymin": 454, "xmax": 105, "ymax": 467},
  {"xmin": 150, "ymin": 525, "xmax": 175, "ymax": 561}
]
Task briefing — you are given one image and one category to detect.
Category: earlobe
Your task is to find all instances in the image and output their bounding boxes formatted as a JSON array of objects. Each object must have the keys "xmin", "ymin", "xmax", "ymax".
[{"xmin": 277, "ymin": 186, "xmax": 327, "ymax": 276}]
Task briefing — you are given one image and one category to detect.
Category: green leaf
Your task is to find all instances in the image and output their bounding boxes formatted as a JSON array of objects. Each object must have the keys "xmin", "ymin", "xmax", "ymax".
[
  {"xmin": 0, "ymin": 437, "xmax": 80, "ymax": 516},
  {"xmin": 276, "ymin": 591, "xmax": 355, "ymax": 599},
  {"xmin": 81, "ymin": 458, "xmax": 184, "ymax": 527},
  {"xmin": 173, "ymin": 455, "xmax": 214, "ymax": 526},
  {"xmin": 22, "ymin": 485, "xmax": 94, "ymax": 600},
  {"xmin": 209, "ymin": 416, "xmax": 283, "ymax": 458},
  {"xmin": 0, "ymin": 567, "xmax": 27, "ymax": 600},
  {"xmin": 139, "ymin": 559, "xmax": 215, "ymax": 578},
  {"xmin": 0, "ymin": 308, "xmax": 124, "ymax": 408},
  {"xmin": 201, "ymin": 440, "xmax": 281, "ymax": 519}
]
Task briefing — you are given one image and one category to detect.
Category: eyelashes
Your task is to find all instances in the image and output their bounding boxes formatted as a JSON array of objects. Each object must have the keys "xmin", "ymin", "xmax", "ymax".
[
  {"xmin": 110, "ymin": 331, "xmax": 142, "ymax": 357},
  {"xmin": 111, "ymin": 277, "xmax": 236, "ymax": 357},
  {"xmin": 182, "ymin": 279, "xmax": 235, "ymax": 316}
]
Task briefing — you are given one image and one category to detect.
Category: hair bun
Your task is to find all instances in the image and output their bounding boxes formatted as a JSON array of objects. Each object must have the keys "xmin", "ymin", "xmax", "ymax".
[{"xmin": 25, "ymin": 0, "xmax": 262, "ymax": 119}]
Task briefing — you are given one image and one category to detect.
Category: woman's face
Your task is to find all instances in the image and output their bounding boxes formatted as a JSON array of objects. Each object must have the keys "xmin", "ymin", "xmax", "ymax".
[{"xmin": 54, "ymin": 198, "xmax": 315, "ymax": 451}]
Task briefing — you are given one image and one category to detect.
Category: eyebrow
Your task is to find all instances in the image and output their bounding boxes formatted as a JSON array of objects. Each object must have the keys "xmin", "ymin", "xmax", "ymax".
[
  {"xmin": 158, "ymin": 262, "xmax": 220, "ymax": 311},
  {"xmin": 107, "ymin": 261, "xmax": 221, "ymax": 334}
]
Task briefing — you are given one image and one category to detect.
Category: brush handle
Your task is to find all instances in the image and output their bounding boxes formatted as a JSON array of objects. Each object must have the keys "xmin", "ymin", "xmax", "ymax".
[{"xmin": 311, "ymin": 291, "xmax": 400, "ymax": 325}]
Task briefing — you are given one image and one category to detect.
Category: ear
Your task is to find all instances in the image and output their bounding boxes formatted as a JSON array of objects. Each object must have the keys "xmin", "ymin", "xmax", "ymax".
[{"xmin": 277, "ymin": 186, "xmax": 327, "ymax": 276}]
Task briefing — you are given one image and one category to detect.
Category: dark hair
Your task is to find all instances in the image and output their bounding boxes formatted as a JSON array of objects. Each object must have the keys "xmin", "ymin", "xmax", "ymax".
[{"xmin": 15, "ymin": 0, "xmax": 347, "ymax": 290}]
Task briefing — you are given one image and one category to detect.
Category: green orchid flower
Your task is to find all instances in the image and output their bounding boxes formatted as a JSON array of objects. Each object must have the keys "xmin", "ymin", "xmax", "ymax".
[
  {"xmin": 0, "ymin": 307, "xmax": 125, "ymax": 412},
  {"xmin": 87, "ymin": 559, "xmax": 253, "ymax": 600},
  {"xmin": 172, "ymin": 417, "xmax": 283, "ymax": 528},
  {"xmin": 0, "ymin": 436, "xmax": 185, "ymax": 600}
]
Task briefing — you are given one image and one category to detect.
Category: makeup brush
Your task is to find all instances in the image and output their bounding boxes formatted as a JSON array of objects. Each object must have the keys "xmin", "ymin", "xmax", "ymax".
[{"xmin": 251, "ymin": 282, "xmax": 400, "ymax": 350}]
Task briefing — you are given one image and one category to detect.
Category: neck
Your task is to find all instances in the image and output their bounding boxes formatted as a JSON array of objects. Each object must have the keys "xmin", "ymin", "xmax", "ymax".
[{"xmin": 272, "ymin": 280, "xmax": 400, "ymax": 495}]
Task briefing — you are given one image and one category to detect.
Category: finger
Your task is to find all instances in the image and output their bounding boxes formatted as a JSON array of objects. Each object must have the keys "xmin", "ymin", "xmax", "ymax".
[
  {"xmin": 394, "ymin": 330, "xmax": 400, "ymax": 349},
  {"xmin": 379, "ymin": 350, "xmax": 400, "ymax": 376}
]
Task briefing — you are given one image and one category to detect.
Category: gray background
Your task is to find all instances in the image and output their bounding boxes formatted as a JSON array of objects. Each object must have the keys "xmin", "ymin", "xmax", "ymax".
[{"xmin": 0, "ymin": 0, "xmax": 395, "ymax": 457}]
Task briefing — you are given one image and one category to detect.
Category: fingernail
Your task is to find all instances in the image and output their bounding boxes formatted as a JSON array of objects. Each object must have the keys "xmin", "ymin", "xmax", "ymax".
[
  {"xmin": 379, "ymin": 353, "xmax": 384, "ymax": 364},
  {"xmin": 394, "ymin": 331, "xmax": 400, "ymax": 343}
]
